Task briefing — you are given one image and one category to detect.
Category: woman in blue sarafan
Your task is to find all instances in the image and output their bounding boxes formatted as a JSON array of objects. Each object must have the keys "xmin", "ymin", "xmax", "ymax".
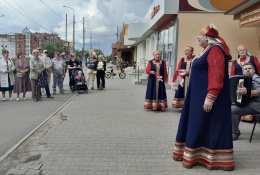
[
  {"xmin": 144, "ymin": 50, "xmax": 168, "ymax": 111},
  {"xmin": 172, "ymin": 46, "xmax": 194, "ymax": 108},
  {"xmin": 230, "ymin": 45, "xmax": 260, "ymax": 122},
  {"xmin": 173, "ymin": 24, "xmax": 234, "ymax": 170}
]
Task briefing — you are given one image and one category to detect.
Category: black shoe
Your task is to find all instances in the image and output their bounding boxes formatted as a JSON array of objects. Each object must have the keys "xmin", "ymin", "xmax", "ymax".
[
  {"xmin": 91, "ymin": 87, "xmax": 94, "ymax": 90},
  {"xmin": 47, "ymin": 96, "xmax": 54, "ymax": 99},
  {"xmin": 233, "ymin": 131, "xmax": 241, "ymax": 141}
]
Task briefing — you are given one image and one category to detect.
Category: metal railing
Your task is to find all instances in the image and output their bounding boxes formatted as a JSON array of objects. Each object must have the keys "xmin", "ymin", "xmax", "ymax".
[{"xmin": 134, "ymin": 59, "xmax": 149, "ymax": 82}]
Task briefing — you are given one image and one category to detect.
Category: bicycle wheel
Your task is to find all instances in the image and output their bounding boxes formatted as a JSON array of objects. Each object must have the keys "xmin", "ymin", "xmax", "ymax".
[
  {"xmin": 119, "ymin": 72, "xmax": 126, "ymax": 79},
  {"xmin": 105, "ymin": 72, "xmax": 111, "ymax": 79}
]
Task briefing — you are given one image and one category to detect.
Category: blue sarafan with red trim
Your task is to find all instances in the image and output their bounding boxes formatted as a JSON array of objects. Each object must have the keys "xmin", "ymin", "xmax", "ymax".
[
  {"xmin": 172, "ymin": 57, "xmax": 192, "ymax": 108},
  {"xmin": 144, "ymin": 60, "xmax": 167, "ymax": 111},
  {"xmin": 173, "ymin": 45, "xmax": 234, "ymax": 170}
]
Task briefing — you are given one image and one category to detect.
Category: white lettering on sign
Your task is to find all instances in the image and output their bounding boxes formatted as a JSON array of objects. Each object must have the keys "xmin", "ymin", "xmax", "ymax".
[
  {"xmin": 240, "ymin": 8, "xmax": 260, "ymax": 19},
  {"xmin": 240, "ymin": 15, "xmax": 260, "ymax": 25}
]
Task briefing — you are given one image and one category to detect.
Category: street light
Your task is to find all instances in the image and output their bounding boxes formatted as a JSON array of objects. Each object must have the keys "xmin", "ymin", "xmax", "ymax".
[{"xmin": 63, "ymin": 6, "xmax": 75, "ymax": 50}]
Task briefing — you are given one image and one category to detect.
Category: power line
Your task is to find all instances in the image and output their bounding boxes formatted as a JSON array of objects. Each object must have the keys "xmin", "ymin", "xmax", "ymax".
[
  {"xmin": 13, "ymin": 0, "xmax": 39, "ymax": 26},
  {"xmin": 39, "ymin": 0, "xmax": 73, "ymax": 23},
  {"xmin": 3, "ymin": 0, "xmax": 52, "ymax": 33}
]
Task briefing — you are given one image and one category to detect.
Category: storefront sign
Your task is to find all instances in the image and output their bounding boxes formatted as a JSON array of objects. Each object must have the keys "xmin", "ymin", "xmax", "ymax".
[
  {"xmin": 234, "ymin": 2, "xmax": 260, "ymax": 28},
  {"xmin": 151, "ymin": 5, "xmax": 160, "ymax": 19}
]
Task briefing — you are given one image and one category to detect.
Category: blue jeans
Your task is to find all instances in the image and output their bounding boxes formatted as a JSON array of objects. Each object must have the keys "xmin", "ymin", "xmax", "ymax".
[{"xmin": 43, "ymin": 69, "xmax": 51, "ymax": 96}]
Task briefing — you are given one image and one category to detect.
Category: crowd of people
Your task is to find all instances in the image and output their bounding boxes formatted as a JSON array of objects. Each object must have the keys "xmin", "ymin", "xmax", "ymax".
[
  {"xmin": 0, "ymin": 49, "xmax": 106, "ymax": 102},
  {"xmin": 144, "ymin": 23, "xmax": 260, "ymax": 171}
]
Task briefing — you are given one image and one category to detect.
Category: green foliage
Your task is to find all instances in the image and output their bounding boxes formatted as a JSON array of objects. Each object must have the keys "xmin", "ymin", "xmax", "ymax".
[
  {"xmin": 106, "ymin": 54, "xmax": 112, "ymax": 63},
  {"xmin": 42, "ymin": 42, "xmax": 64, "ymax": 59}
]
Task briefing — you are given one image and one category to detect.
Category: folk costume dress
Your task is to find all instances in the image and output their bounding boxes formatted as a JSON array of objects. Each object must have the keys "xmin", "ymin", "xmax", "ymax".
[
  {"xmin": 173, "ymin": 45, "xmax": 234, "ymax": 170},
  {"xmin": 230, "ymin": 56, "xmax": 260, "ymax": 76},
  {"xmin": 172, "ymin": 57, "xmax": 192, "ymax": 108},
  {"xmin": 230, "ymin": 56, "xmax": 260, "ymax": 121},
  {"xmin": 144, "ymin": 59, "xmax": 168, "ymax": 111}
]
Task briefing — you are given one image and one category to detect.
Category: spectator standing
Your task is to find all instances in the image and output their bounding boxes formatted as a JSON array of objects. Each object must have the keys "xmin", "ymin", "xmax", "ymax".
[
  {"xmin": 68, "ymin": 53, "xmax": 80, "ymax": 88},
  {"xmin": 29, "ymin": 49, "xmax": 44, "ymax": 102},
  {"xmin": 77, "ymin": 57, "xmax": 83, "ymax": 68},
  {"xmin": 52, "ymin": 52, "xmax": 66, "ymax": 94},
  {"xmin": 40, "ymin": 50, "xmax": 54, "ymax": 99},
  {"xmin": 95, "ymin": 55, "xmax": 106, "ymax": 90},
  {"xmin": 13, "ymin": 52, "xmax": 31, "ymax": 100},
  {"xmin": 86, "ymin": 52, "xmax": 97, "ymax": 90},
  {"xmin": 0, "ymin": 50, "xmax": 15, "ymax": 101},
  {"xmin": 41, "ymin": 50, "xmax": 52, "ymax": 88}
]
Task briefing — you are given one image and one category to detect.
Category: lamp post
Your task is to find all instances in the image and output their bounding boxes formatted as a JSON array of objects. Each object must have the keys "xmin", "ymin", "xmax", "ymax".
[{"xmin": 63, "ymin": 6, "xmax": 75, "ymax": 49}]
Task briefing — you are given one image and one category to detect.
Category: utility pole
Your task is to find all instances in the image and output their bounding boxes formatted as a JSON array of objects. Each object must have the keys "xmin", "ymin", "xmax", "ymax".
[
  {"xmin": 90, "ymin": 32, "xmax": 92, "ymax": 51},
  {"xmin": 116, "ymin": 26, "xmax": 119, "ymax": 65},
  {"xmin": 73, "ymin": 12, "xmax": 75, "ymax": 48},
  {"xmin": 65, "ymin": 14, "xmax": 67, "ymax": 41},
  {"xmin": 63, "ymin": 6, "xmax": 75, "ymax": 49},
  {"xmin": 83, "ymin": 17, "xmax": 85, "ymax": 58}
]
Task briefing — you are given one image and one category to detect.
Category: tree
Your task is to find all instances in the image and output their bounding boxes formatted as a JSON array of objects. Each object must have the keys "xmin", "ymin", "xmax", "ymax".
[
  {"xmin": 106, "ymin": 54, "xmax": 112, "ymax": 63},
  {"xmin": 42, "ymin": 42, "xmax": 64, "ymax": 59}
]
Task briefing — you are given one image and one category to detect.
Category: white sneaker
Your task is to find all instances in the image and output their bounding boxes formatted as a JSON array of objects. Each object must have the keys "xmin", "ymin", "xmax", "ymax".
[
  {"xmin": 16, "ymin": 98, "xmax": 20, "ymax": 101},
  {"xmin": 2, "ymin": 98, "xmax": 5, "ymax": 101},
  {"xmin": 10, "ymin": 98, "xmax": 13, "ymax": 101},
  {"xmin": 23, "ymin": 98, "xmax": 26, "ymax": 100}
]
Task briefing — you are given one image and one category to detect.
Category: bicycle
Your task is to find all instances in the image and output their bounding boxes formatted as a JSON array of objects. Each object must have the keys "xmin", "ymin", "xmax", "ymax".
[{"xmin": 105, "ymin": 66, "xmax": 126, "ymax": 79}]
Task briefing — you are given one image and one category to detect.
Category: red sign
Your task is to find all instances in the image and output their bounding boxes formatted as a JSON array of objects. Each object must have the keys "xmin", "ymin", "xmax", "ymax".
[{"xmin": 151, "ymin": 5, "xmax": 160, "ymax": 19}]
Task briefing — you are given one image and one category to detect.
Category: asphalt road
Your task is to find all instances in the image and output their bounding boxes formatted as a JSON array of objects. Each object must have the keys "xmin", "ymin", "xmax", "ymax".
[{"xmin": 0, "ymin": 74, "xmax": 75, "ymax": 158}]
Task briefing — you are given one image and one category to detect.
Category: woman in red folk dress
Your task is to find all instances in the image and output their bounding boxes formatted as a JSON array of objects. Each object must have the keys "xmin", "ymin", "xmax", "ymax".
[
  {"xmin": 173, "ymin": 23, "xmax": 234, "ymax": 170},
  {"xmin": 144, "ymin": 50, "xmax": 168, "ymax": 111},
  {"xmin": 172, "ymin": 46, "xmax": 194, "ymax": 108},
  {"xmin": 230, "ymin": 45, "xmax": 260, "ymax": 121}
]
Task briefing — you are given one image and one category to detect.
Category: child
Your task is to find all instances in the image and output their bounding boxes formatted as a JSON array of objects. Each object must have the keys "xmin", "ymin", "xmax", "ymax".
[{"xmin": 76, "ymin": 71, "xmax": 85, "ymax": 82}]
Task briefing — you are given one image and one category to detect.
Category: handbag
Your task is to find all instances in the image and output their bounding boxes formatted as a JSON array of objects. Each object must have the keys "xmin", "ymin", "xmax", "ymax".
[
  {"xmin": 37, "ymin": 75, "xmax": 48, "ymax": 88},
  {"xmin": 16, "ymin": 72, "xmax": 24, "ymax": 78}
]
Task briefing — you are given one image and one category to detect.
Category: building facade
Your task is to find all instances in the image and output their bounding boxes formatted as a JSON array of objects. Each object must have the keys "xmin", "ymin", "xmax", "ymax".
[
  {"xmin": 128, "ymin": 0, "xmax": 178, "ymax": 78},
  {"xmin": 118, "ymin": 24, "xmax": 135, "ymax": 66},
  {"xmin": 0, "ymin": 37, "xmax": 16, "ymax": 59},
  {"xmin": 111, "ymin": 43, "xmax": 118, "ymax": 61},
  {"xmin": 127, "ymin": 0, "xmax": 260, "ymax": 84},
  {"xmin": 0, "ymin": 27, "xmax": 62, "ymax": 58},
  {"xmin": 225, "ymin": 0, "xmax": 260, "ymax": 58}
]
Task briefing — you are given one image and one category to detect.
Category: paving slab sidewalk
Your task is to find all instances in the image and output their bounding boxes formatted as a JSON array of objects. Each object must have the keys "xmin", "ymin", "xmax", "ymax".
[{"xmin": 5, "ymin": 73, "xmax": 260, "ymax": 175}]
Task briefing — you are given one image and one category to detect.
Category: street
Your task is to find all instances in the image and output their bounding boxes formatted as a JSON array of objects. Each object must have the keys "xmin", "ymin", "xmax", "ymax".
[
  {"xmin": 1, "ymin": 70, "xmax": 260, "ymax": 175},
  {"xmin": 0, "ymin": 75, "xmax": 75, "ymax": 159}
]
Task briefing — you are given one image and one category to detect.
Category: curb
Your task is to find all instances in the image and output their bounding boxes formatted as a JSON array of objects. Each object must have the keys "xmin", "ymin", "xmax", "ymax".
[{"xmin": 0, "ymin": 93, "xmax": 78, "ymax": 162}]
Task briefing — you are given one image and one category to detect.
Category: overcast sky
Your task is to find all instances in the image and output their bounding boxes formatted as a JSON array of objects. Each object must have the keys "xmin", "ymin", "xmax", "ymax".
[{"xmin": 0, "ymin": 0, "xmax": 153, "ymax": 55}]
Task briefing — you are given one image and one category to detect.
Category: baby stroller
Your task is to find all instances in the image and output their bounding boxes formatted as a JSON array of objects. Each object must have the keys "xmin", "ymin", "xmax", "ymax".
[{"xmin": 70, "ymin": 68, "xmax": 88, "ymax": 94}]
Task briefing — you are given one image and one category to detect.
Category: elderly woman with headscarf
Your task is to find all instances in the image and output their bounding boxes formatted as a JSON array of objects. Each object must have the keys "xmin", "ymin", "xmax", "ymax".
[
  {"xmin": 144, "ymin": 50, "xmax": 168, "ymax": 111},
  {"xmin": 173, "ymin": 24, "xmax": 234, "ymax": 170},
  {"xmin": 231, "ymin": 45, "xmax": 260, "ymax": 76},
  {"xmin": 172, "ymin": 46, "xmax": 195, "ymax": 108},
  {"xmin": 230, "ymin": 45, "xmax": 260, "ymax": 122}
]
